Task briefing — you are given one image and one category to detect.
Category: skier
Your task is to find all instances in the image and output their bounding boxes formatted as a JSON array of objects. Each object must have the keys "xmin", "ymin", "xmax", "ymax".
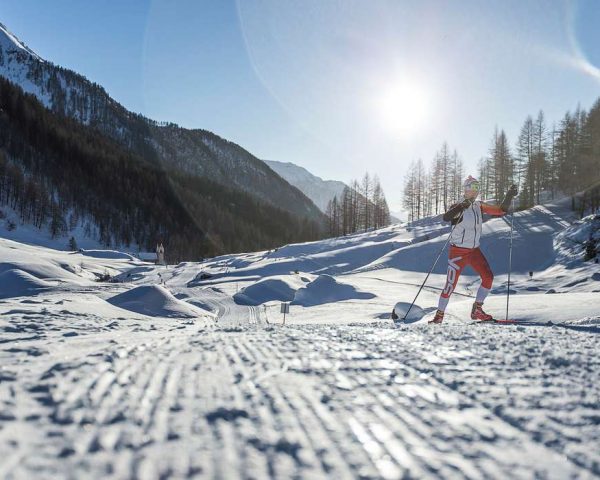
[{"xmin": 430, "ymin": 176, "xmax": 518, "ymax": 323}]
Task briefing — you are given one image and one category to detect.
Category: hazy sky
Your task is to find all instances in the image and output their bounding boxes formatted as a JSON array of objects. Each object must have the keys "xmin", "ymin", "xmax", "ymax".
[{"xmin": 1, "ymin": 0, "xmax": 599, "ymax": 211}]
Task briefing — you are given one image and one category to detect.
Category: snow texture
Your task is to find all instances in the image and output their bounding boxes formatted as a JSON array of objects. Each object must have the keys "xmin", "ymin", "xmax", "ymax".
[
  {"xmin": 292, "ymin": 274, "xmax": 376, "ymax": 306},
  {"xmin": 108, "ymin": 285, "xmax": 212, "ymax": 318},
  {"xmin": 233, "ymin": 274, "xmax": 308, "ymax": 306},
  {"xmin": 80, "ymin": 250, "xmax": 136, "ymax": 261},
  {"xmin": 1, "ymin": 198, "xmax": 599, "ymax": 479},
  {"xmin": 0, "ymin": 269, "xmax": 53, "ymax": 299}
]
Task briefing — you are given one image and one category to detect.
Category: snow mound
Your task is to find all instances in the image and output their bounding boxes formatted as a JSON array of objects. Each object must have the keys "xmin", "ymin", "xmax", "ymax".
[
  {"xmin": 0, "ymin": 269, "xmax": 53, "ymax": 299},
  {"xmin": 392, "ymin": 302, "xmax": 432, "ymax": 323},
  {"xmin": 292, "ymin": 275, "xmax": 375, "ymax": 306},
  {"xmin": 555, "ymin": 213, "xmax": 600, "ymax": 265},
  {"xmin": 0, "ymin": 260, "xmax": 82, "ymax": 282},
  {"xmin": 234, "ymin": 275, "xmax": 309, "ymax": 306},
  {"xmin": 80, "ymin": 249, "xmax": 135, "ymax": 261},
  {"xmin": 108, "ymin": 285, "xmax": 208, "ymax": 318}
]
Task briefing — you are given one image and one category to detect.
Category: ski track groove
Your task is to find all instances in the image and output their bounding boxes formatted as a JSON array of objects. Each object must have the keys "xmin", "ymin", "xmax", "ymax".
[{"xmin": 1, "ymin": 288, "xmax": 598, "ymax": 479}]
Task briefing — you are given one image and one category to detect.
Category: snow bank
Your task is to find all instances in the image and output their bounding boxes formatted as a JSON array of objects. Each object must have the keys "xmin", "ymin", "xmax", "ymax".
[
  {"xmin": 80, "ymin": 249, "xmax": 135, "ymax": 261},
  {"xmin": 108, "ymin": 285, "xmax": 209, "ymax": 318},
  {"xmin": 0, "ymin": 269, "xmax": 53, "ymax": 299},
  {"xmin": 292, "ymin": 275, "xmax": 375, "ymax": 306},
  {"xmin": 0, "ymin": 260, "xmax": 83, "ymax": 283},
  {"xmin": 234, "ymin": 275, "xmax": 309, "ymax": 306},
  {"xmin": 554, "ymin": 213, "xmax": 600, "ymax": 265}
]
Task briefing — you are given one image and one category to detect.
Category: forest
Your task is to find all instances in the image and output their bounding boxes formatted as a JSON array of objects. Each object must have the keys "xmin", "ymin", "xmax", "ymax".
[
  {"xmin": 403, "ymin": 99, "xmax": 600, "ymax": 221},
  {"xmin": 0, "ymin": 78, "xmax": 325, "ymax": 261},
  {"xmin": 324, "ymin": 173, "xmax": 391, "ymax": 237}
]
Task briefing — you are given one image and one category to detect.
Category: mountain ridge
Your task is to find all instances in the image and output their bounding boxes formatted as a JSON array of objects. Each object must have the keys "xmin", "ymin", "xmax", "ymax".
[
  {"xmin": 0, "ymin": 76, "xmax": 323, "ymax": 259},
  {"xmin": 264, "ymin": 160, "xmax": 348, "ymax": 212},
  {"xmin": 0, "ymin": 21, "xmax": 325, "ymax": 223}
]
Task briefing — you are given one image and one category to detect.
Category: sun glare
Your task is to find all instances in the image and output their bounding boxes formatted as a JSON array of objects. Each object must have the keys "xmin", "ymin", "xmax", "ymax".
[{"xmin": 375, "ymin": 79, "xmax": 431, "ymax": 135}]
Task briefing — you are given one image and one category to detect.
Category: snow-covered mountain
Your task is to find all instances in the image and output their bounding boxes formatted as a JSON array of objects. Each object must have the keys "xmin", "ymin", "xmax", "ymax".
[
  {"xmin": 0, "ymin": 22, "xmax": 323, "ymax": 222},
  {"xmin": 264, "ymin": 160, "xmax": 348, "ymax": 212},
  {"xmin": 264, "ymin": 160, "xmax": 402, "ymax": 223}
]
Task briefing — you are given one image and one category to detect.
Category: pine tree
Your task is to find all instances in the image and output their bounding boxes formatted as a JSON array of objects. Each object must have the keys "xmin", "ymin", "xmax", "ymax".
[{"xmin": 361, "ymin": 172, "xmax": 372, "ymax": 231}]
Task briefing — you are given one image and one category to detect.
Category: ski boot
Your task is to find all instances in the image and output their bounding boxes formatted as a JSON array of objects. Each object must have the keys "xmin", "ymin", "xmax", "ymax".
[
  {"xmin": 428, "ymin": 310, "xmax": 445, "ymax": 324},
  {"xmin": 471, "ymin": 302, "xmax": 493, "ymax": 321}
]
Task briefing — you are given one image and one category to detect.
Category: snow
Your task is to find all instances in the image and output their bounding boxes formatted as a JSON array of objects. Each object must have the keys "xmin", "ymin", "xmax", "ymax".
[
  {"xmin": 293, "ymin": 274, "xmax": 375, "ymax": 306},
  {"xmin": 108, "ymin": 285, "xmax": 213, "ymax": 318},
  {"xmin": 0, "ymin": 269, "xmax": 53, "ymax": 299},
  {"xmin": 0, "ymin": 22, "xmax": 43, "ymax": 61},
  {"xmin": 80, "ymin": 249, "xmax": 136, "ymax": 261},
  {"xmin": 0, "ymin": 23, "xmax": 52, "ymax": 107},
  {"xmin": 1, "ymin": 199, "xmax": 599, "ymax": 478},
  {"xmin": 233, "ymin": 274, "xmax": 309, "ymax": 305},
  {"xmin": 0, "ymin": 204, "xmax": 122, "ymax": 251}
]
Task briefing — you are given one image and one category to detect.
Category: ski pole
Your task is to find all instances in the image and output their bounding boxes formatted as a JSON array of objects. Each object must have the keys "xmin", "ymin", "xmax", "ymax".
[
  {"xmin": 505, "ymin": 198, "xmax": 515, "ymax": 321},
  {"xmin": 403, "ymin": 211, "xmax": 464, "ymax": 321}
]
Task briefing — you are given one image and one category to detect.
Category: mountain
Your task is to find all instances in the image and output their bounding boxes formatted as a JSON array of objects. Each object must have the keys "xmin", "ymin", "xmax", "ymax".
[
  {"xmin": 389, "ymin": 210, "xmax": 405, "ymax": 223},
  {"xmin": 0, "ymin": 22, "xmax": 324, "ymax": 222},
  {"xmin": 0, "ymin": 22, "xmax": 330, "ymax": 258},
  {"xmin": 264, "ymin": 160, "xmax": 347, "ymax": 212},
  {"xmin": 0, "ymin": 77, "xmax": 324, "ymax": 260},
  {"xmin": 265, "ymin": 160, "xmax": 402, "ymax": 224}
]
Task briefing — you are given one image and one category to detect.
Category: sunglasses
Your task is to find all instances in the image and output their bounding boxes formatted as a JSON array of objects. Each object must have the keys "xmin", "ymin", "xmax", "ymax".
[{"xmin": 466, "ymin": 182, "xmax": 480, "ymax": 192}]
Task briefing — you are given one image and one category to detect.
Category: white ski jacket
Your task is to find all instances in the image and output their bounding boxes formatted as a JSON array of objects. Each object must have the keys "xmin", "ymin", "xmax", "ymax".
[{"xmin": 446, "ymin": 200, "xmax": 505, "ymax": 249}]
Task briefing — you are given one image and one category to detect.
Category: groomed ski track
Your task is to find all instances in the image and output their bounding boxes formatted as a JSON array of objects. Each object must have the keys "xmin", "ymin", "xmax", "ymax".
[{"xmin": 1, "ymin": 287, "xmax": 598, "ymax": 479}]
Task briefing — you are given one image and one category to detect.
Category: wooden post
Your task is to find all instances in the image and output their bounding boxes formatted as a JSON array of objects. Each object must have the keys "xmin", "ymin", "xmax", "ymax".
[{"xmin": 280, "ymin": 302, "xmax": 289, "ymax": 325}]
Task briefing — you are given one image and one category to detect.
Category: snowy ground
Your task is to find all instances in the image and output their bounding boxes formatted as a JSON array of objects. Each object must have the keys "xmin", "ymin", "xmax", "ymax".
[{"xmin": 1, "ymin": 200, "xmax": 599, "ymax": 479}]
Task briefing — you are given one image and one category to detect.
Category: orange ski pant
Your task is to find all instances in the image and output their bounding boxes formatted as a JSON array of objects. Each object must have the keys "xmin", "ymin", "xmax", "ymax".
[{"xmin": 440, "ymin": 245, "xmax": 493, "ymax": 302}]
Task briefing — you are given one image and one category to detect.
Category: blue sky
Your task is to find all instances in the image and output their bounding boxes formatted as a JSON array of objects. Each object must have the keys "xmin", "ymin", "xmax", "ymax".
[{"xmin": 1, "ymin": 0, "xmax": 599, "ymax": 211}]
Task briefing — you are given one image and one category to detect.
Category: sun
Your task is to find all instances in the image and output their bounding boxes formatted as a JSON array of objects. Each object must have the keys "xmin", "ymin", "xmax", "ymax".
[{"xmin": 375, "ymin": 79, "xmax": 431, "ymax": 135}]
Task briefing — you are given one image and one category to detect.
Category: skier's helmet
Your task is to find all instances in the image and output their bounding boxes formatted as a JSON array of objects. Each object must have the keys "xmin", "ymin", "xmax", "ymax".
[{"xmin": 463, "ymin": 175, "xmax": 480, "ymax": 193}]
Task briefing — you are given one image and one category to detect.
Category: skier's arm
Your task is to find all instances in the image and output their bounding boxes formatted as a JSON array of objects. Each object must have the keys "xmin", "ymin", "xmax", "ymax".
[
  {"xmin": 442, "ymin": 199, "xmax": 472, "ymax": 222},
  {"xmin": 481, "ymin": 185, "xmax": 518, "ymax": 216},
  {"xmin": 480, "ymin": 203, "xmax": 505, "ymax": 216}
]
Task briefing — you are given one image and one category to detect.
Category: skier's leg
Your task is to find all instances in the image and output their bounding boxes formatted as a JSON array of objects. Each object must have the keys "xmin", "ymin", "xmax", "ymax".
[
  {"xmin": 437, "ymin": 247, "xmax": 468, "ymax": 312},
  {"xmin": 469, "ymin": 248, "xmax": 494, "ymax": 320},
  {"xmin": 470, "ymin": 248, "xmax": 493, "ymax": 303}
]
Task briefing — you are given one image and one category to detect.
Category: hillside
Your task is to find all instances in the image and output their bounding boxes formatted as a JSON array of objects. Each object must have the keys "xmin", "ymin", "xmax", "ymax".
[
  {"xmin": 0, "ymin": 21, "xmax": 325, "ymax": 223},
  {"xmin": 0, "ymin": 78, "xmax": 323, "ymax": 259}
]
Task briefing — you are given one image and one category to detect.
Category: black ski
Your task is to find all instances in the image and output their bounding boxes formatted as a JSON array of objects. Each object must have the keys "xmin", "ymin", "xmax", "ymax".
[{"xmin": 472, "ymin": 318, "xmax": 519, "ymax": 325}]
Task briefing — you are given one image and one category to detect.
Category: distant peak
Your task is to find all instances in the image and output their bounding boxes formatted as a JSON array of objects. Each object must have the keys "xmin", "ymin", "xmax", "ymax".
[{"xmin": 0, "ymin": 21, "xmax": 44, "ymax": 62}]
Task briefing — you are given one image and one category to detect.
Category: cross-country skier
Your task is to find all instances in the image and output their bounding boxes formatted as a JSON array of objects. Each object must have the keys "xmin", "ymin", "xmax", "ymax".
[{"xmin": 430, "ymin": 176, "xmax": 518, "ymax": 323}]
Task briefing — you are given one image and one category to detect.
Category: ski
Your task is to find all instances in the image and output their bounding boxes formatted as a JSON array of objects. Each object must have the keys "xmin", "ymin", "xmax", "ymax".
[{"xmin": 472, "ymin": 318, "xmax": 520, "ymax": 325}]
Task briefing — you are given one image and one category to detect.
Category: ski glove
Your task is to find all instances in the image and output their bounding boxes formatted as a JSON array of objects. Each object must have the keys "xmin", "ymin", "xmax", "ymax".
[
  {"xmin": 443, "ymin": 198, "xmax": 473, "ymax": 222},
  {"xmin": 460, "ymin": 197, "xmax": 475, "ymax": 209},
  {"xmin": 500, "ymin": 185, "xmax": 518, "ymax": 212}
]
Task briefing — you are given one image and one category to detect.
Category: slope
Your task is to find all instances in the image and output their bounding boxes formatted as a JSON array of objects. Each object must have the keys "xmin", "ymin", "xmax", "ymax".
[
  {"xmin": 0, "ymin": 77, "xmax": 323, "ymax": 259},
  {"xmin": 175, "ymin": 198, "xmax": 600, "ymax": 315},
  {"xmin": 1, "ymin": 200, "xmax": 599, "ymax": 478}
]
